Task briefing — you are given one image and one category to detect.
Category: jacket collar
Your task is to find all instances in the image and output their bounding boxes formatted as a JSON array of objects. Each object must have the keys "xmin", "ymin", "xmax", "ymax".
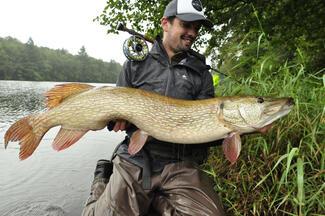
[{"xmin": 149, "ymin": 36, "xmax": 167, "ymax": 58}]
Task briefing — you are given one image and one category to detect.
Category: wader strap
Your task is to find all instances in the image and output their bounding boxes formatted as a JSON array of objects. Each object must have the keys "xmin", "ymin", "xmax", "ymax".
[
  {"xmin": 114, "ymin": 136, "xmax": 151, "ymax": 190},
  {"xmin": 141, "ymin": 149, "xmax": 151, "ymax": 190}
]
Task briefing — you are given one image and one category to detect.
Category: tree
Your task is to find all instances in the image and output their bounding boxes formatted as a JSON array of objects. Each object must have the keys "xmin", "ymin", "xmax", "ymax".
[
  {"xmin": 26, "ymin": 37, "xmax": 35, "ymax": 46},
  {"xmin": 78, "ymin": 45, "xmax": 88, "ymax": 57},
  {"xmin": 96, "ymin": 0, "xmax": 325, "ymax": 72},
  {"xmin": 0, "ymin": 37, "xmax": 122, "ymax": 83}
]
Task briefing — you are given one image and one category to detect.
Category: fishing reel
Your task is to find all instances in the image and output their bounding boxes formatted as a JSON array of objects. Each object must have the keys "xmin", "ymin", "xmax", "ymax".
[
  {"xmin": 117, "ymin": 23, "xmax": 153, "ymax": 61},
  {"xmin": 122, "ymin": 35, "xmax": 149, "ymax": 61}
]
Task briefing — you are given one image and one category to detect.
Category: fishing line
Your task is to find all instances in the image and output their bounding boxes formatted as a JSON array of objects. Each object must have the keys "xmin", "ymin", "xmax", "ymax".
[{"xmin": 208, "ymin": 66, "xmax": 241, "ymax": 84}]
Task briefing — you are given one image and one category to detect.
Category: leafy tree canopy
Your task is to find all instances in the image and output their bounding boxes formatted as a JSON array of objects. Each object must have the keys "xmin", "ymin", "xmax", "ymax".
[{"xmin": 96, "ymin": 0, "xmax": 325, "ymax": 73}]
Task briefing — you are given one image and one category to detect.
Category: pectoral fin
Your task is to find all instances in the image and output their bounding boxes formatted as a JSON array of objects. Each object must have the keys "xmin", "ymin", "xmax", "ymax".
[
  {"xmin": 128, "ymin": 129, "xmax": 148, "ymax": 155},
  {"xmin": 258, "ymin": 123, "xmax": 273, "ymax": 134},
  {"xmin": 222, "ymin": 132, "xmax": 242, "ymax": 165}
]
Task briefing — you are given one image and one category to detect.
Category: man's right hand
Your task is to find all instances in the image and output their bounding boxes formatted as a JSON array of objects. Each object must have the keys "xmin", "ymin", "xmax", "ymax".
[{"xmin": 107, "ymin": 120, "xmax": 129, "ymax": 132}]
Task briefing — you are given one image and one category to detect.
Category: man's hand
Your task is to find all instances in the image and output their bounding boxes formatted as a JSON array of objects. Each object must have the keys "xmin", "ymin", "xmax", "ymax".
[{"xmin": 107, "ymin": 120, "xmax": 129, "ymax": 132}]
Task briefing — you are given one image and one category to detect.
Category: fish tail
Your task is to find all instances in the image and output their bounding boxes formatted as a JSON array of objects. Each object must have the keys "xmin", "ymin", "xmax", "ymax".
[{"xmin": 4, "ymin": 114, "xmax": 48, "ymax": 160}]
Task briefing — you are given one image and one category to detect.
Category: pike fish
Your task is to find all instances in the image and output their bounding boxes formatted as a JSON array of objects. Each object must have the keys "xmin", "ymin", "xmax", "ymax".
[{"xmin": 4, "ymin": 83, "xmax": 294, "ymax": 164}]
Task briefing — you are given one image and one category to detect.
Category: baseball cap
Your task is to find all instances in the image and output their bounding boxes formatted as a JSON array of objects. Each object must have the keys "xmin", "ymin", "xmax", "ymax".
[{"xmin": 163, "ymin": 0, "xmax": 213, "ymax": 29}]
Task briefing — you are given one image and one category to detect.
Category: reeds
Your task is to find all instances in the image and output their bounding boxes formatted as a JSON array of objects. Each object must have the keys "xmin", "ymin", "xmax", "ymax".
[{"xmin": 204, "ymin": 32, "xmax": 325, "ymax": 215}]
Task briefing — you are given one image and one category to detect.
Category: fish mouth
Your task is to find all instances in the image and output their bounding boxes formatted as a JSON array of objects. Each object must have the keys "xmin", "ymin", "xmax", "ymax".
[
  {"xmin": 251, "ymin": 97, "xmax": 294, "ymax": 130},
  {"xmin": 258, "ymin": 105, "xmax": 293, "ymax": 128}
]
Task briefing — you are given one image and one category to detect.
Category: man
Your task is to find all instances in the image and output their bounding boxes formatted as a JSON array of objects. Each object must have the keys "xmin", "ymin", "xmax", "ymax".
[{"xmin": 82, "ymin": 0, "xmax": 225, "ymax": 215}]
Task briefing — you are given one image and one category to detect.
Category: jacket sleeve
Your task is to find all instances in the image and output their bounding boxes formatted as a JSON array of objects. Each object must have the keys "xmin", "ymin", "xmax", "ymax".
[
  {"xmin": 195, "ymin": 69, "xmax": 215, "ymax": 100},
  {"xmin": 116, "ymin": 60, "xmax": 133, "ymax": 87}
]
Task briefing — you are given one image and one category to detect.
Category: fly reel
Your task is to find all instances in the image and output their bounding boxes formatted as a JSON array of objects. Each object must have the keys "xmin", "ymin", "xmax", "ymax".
[
  {"xmin": 117, "ymin": 23, "xmax": 154, "ymax": 61},
  {"xmin": 123, "ymin": 35, "xmax": 149, "ymax": 61}
]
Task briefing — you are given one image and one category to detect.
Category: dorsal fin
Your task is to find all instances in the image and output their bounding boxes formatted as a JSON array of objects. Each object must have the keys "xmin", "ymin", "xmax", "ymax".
[{"xmin": 45, "ymin": 83, "xmax": 94, "ymax": 109}]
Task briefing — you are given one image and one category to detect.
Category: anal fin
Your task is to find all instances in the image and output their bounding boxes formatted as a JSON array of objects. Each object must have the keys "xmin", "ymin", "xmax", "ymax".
[{"xmin": 52, "ymin": 128, "xmax": 88, "ymax": 151}]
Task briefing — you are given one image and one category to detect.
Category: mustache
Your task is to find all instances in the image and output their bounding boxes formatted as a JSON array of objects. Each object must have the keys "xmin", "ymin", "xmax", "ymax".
[{"xmin": 181, "ymin": 35, "xmax": 195, "ymax": 42}]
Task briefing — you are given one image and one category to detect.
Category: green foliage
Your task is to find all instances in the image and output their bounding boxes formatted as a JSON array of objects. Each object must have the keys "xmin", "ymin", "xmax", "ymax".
[
  {"xmin": 95, "ymin": 0, "xmax": 169, "ymax": 38},
  {"xmin": 206, "ymin": 0, "xmax": 325, "ymax": 72},
  {"xmin": 97, "ymin": 0, "xmax": 325, "ymax": 72},
  {"xmin": 0, "ymin": 37, "xmax": 121, "ymax": 83},
  {"xmin": 203, "ymin": 33, "xmax": 324, "ymax": 215}
]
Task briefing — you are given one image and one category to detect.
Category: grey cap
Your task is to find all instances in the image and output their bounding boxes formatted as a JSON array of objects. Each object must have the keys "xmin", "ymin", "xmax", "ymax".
[{"xmin": 163, "ymin": 0, "xmax": 213, "ymax": 29}]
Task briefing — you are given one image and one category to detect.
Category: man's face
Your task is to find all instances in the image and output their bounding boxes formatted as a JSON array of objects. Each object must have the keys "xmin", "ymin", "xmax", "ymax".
[{"xmin": 162, "ymin": 17, "xmax": 201, "ymax": 54}]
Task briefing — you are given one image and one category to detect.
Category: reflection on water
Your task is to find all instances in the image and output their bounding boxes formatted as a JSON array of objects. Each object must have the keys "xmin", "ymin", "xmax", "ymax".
[{"xmin": 0, "ymin": 80, "xmax": 124, "ymax": 216}]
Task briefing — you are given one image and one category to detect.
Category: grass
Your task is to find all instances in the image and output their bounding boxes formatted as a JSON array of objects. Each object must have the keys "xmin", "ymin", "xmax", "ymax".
[{"xmin": 203, "ymin": 37, "xmax": 325, "ymax": 215}]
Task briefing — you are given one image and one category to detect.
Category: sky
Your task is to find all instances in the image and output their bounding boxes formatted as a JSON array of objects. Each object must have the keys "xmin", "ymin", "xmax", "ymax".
[{"xmin": 0, "ymin": 0, "xmax": 130, "ymax": 64}]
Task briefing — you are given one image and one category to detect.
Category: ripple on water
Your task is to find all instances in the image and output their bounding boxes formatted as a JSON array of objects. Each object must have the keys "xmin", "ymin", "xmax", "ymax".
[
  {"xmin": 0, "ymin": 81, "xmax": 120, "ymax": 216},
  {"xmin": 2, "ymin": 201, "xmax": 66, "ymax": 216}
]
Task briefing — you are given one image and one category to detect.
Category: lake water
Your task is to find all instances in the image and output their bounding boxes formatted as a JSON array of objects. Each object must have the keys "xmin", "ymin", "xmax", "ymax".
[{"xmin": 0, "ymin": 80, "xmax": 125, "ymax": 216}]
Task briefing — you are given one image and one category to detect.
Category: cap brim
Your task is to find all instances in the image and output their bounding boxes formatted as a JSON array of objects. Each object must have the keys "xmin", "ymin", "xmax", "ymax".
[{"xmin": 176, "ymin": 14, "xmax": 213, "ymax": 29}]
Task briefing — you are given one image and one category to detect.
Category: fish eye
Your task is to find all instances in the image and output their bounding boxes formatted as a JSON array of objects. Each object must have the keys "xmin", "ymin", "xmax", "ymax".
[{"xmin": 257, "ymin": 97, "xmax": 264, "ymax": 103}]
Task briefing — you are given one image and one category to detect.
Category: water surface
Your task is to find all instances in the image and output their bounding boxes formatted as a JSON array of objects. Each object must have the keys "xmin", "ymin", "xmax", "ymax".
[{"xmin": 0, "ymin": 80, "xmax": 125, "ymax": 216}]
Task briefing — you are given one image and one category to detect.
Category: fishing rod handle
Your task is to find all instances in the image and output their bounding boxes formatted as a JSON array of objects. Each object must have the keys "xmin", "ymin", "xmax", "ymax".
[{"xmin": 117, "ymin": 23, "xmax": 154, "ymax": 44}]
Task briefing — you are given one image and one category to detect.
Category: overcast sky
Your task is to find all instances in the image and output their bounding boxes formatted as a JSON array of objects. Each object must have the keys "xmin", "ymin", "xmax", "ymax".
[{"xmin": 0, "ymin": 0, "xmax": 129, "ymax": 64}]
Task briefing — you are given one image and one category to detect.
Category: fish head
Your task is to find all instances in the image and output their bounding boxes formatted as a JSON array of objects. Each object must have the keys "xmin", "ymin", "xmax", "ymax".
[{"xmin": 221, "ymin": 96, "xmax": 294, "ymax": 133}]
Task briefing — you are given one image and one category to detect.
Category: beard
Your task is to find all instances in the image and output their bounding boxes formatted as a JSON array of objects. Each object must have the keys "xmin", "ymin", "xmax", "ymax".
[{"xmin": 171, "ymin": 35, "xmax": 195, "ymax": 53}]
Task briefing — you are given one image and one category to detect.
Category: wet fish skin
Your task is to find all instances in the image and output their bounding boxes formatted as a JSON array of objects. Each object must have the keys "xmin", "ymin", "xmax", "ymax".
[{"xmin": 4, "ymin": 83, "xmax": 294, "ymax": 163}]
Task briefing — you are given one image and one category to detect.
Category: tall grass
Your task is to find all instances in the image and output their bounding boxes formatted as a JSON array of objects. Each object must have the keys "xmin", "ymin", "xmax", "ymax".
[{"xmin": 204, "ymin": 32, "xmax": 324, "ymax": 215}]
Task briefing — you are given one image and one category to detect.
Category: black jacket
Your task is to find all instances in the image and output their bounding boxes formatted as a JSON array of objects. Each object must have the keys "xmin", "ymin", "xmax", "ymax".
[
  {"xmin": 117, "ymin": 39, "xmax": 214, "ymax": 100},
  {"xmin": 115, "ymin": 38, "xmax": 217, "ymax": 169}
]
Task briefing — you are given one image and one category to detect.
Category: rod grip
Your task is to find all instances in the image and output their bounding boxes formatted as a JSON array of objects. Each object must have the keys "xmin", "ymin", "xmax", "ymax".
[{"xmin": 117, "ymin": 23, "xmax": 154, "ymax": 44}]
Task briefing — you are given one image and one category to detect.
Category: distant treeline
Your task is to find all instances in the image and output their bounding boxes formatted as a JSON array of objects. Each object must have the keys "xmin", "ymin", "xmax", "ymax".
[{"xmin": 0, "ymin": 36, "xmax": 122, "ymax": 83}]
